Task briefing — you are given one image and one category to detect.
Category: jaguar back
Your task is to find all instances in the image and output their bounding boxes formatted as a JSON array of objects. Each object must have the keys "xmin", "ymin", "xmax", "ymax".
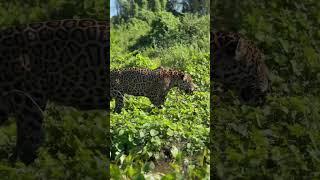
[{"xmin": 0, "ymin": 19, "xmax": 109, "ymax": 110}]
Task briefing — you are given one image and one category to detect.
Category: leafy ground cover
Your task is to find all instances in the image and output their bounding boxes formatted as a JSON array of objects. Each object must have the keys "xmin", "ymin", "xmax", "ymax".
[
  {"xmin": 110, "ymin": 11, "xmax": 210, "ymax": 179},
  {"xmin": 213, "ymin": 1, "xmax": 320, "ymax": 179}
]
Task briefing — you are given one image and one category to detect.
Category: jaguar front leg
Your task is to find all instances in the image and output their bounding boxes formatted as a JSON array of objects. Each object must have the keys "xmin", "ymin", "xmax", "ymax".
[{"xmin": 150, "ymin": 94, "xmax": 166, "ymax": 109}]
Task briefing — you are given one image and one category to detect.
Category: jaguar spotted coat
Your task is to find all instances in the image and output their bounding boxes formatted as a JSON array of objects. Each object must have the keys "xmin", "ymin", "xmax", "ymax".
[
  {"xmin": 211, "ymin": 31, "xmax": 270, "ymax": 105},
  {"xmin": 0, "ymin": 19, "xmax": 109, "ymax": 164},
  {"xmin": 111, "ymin": 67, "xmax": 196, "ymax": 113}
]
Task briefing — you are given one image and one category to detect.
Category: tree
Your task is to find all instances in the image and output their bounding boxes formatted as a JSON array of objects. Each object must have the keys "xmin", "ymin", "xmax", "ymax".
[
  {"xmin": 160, "ymin": 0, "xmax": 167, "ymax": 10},
  {"xmin": 149, "ymin": 0, "xmax": 161, "ymax": 12},
  {"xmin": 141, "ymin": 0, "xmax": 148, "ymax": 9},
  {"xmin": 189, "ymin": 0, "xmax": 209, "ymax": 14}
]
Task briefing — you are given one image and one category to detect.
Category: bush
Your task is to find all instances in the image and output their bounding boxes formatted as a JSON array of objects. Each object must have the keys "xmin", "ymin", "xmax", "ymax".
[{"xmin": 131, "ymin": 11, "xmax": 209, "ymax": 50}]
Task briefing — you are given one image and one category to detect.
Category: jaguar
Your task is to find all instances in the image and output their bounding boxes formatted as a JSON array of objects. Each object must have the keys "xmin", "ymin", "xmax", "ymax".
[
  {"xmin": 111, "ymin": 67, "xmax": 196, "ymax": 113},
  {"xmin": 211, "ymin": 31, "xmax": 270, "ymax": 105},
  {"xmin": 0, "ymin": 19, "xmax": 109, "ymax": 164}
]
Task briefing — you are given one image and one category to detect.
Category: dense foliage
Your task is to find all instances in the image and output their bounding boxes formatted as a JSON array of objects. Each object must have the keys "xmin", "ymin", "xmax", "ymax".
[
  {"xmin": 2, "ymin": 0, "xmax": 316, "ymax": 179},
  {"xmin": 212, "ymin": 0, "xmax": 320, "ymax": 179},
  {"xmin": 110, "ymin": 10, "xmax": 210, "ymax": 179},
  {"xmin": 0, "ymin": 1, "xmax": 109, "ymax": 179}
]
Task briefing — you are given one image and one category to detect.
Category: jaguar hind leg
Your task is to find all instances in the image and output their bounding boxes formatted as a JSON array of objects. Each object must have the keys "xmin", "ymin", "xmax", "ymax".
[
  {"xmin": 112, "ymin": 90, "xmax": 124, "ymax": 113},
  {"xmin": 15, "ymin": 112, "xmax": 44, "ymax": 164},
  {"xmin": 10, "ymin": 93, "xmax": 46, "ymax": 164},
  {"xmin": 0, "ymin": 107, "xmax": 9, "ymax": 126},
  {"xmin": 0, "ymin": 95, "xmax": 12, "ymax": 126},
  {"xmin": 114, "ymin": 97, "xmax": 124, "ymax": 113}
]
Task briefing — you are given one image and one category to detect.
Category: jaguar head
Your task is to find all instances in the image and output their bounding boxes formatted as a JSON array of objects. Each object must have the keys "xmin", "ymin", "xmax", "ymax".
[{"xmin": 177, "ymin": 73, "xmax": 197, "ymax": 94}]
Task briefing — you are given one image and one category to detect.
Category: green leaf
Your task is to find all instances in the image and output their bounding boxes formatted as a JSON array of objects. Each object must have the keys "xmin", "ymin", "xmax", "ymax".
[
  {"xmin": 140, "ymin": 131, "xmax": 145, "ymax": 138},
  {"xmin": 166, "ymin": 129, "xmax": 174, "ymax": 136},
  {"xmin": 279, "ymin": 39, "xmax": 289, "ymax": 53},
  {"xmin": 171, "ymin": 146, "xmax": 179, "ymax": 158},
  {"xmin": 150, "ymin": 129, "xmax": 159, "ymax": 136}
]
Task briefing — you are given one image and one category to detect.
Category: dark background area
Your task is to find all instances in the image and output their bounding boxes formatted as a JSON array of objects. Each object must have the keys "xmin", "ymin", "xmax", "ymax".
[{"xmin": 0, "ymin": 0, "xmax": 109, "ymax": 179}]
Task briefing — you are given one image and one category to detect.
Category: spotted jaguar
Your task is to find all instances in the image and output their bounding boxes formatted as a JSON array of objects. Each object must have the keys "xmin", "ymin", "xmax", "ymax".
[
  {"xmin": 111, "ymin": 67, "xmax": 196, "ymax": 113},
  {"xmin": 0, "ymin": 19, "xmax": 109, "ymax": 164},
  {"xmin": 211, "ymin": 31, "xmax": 270, "ymax": 105}
]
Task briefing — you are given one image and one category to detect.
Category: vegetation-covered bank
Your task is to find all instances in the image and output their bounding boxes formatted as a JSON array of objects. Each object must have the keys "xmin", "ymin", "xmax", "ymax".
[{"xmin": 110, "ymin": 10, "xmax": 210, "ymax": 178}]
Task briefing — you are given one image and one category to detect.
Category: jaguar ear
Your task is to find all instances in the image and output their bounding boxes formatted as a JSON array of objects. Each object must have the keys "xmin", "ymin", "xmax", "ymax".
[
  {"xmin": 157, "ymin": 66, "xmax": 164, "ymax": 70},
  {"xmin": 235, "ymin": 38, "xmax": 247, "ymax": 61},
  {"xmin": 182, "ymin": 74, "xmax": 188, "ymax": 80}
]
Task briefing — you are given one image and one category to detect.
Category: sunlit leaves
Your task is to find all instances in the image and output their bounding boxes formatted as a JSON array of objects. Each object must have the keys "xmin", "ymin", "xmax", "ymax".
[{"xmin": 110, "ymin": 11, "xmax": 209, "ymax": 179}]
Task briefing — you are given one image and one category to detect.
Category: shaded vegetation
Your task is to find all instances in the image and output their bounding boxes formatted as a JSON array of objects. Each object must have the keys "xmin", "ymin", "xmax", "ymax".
[
  {"xmin": 0, "ymin": 0, "xmax": 109, "ymax": 179},
  {"xmin": 212, "ymin": 0, "xmax": 320, "ymax": 179}
]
